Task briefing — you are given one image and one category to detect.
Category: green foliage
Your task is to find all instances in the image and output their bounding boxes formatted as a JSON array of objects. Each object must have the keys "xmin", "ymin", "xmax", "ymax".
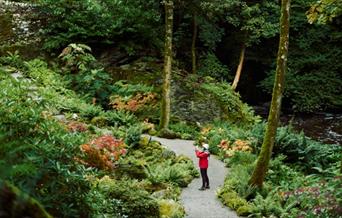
[
  {"xmin": 0, "ymin": 97, "xmax": 92, "ymax": 217},
  {"xmin": 197, "ymin": 17, "xmax": 224, "ymax": 50},
  {"xmin": 59, "ymin": 43, "xmax": 114, "ymax": 106},
  {"xmin": 87, "ymin": 176, "xmax": 160, "ymax": 218},
  {"xmin": 273, "ymin": 125, "xmax": 341, "ymax": 173},
  {"xmin": 226, "ymin": 151, "xmax": 257, "ymax": 167},
  {"xmin": 200, "ymin": 0, "xmax": 279, "ymax": 45},
  {"xmin": 200, "ymin": 79, "xmax": 257, "ymax": 124},
  {"xmin": 145, "ymin": 159, "xmax": 195, "ymax": 188},
  {"xmin": 198, "ymin": 53, "xmax": 231, "ymax": 80},
  {"xmin": 0, "ymin": 51, "xmax": 25, "ymax": 69},
  {"xmin": 260, "ymin": 0, "xmax": 342, "ymax": 112},
  {"xmin": 104, "ymin": 110, "xmax": 137, "ymax": 127},
  {"xmin": 0, "ymin": 54, "xmax": 195, "ymax": 217},
  {"xmin": 158, "ymin": 199, "xmax": 185, "ymax": 218},
  {"xmin": 307, "ymin": 0, "xmax": 342, "ymax": 24},
  {"xmin": 112, "ymin": 80, "xmax": 154, "ymax": 96},
  {"xmin": 125, "ymin": 124, "xmax": 143, "ymax": 147},
  {"xmin": 250, "ymin": 190, "xmax": 290, "ymax": 218},
  {"xmin": 169, "ymin": 122, "xmax": 199, "ymax": 140},
  {"xmin": 37, "ymin": 0, "xmax": 161, "ymax": 50}
]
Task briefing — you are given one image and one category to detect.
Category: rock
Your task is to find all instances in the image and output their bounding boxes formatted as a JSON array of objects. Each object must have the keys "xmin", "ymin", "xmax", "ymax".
[{"xmin": 53, "ymin": 115, "xmax": 66, "ymax": 122}]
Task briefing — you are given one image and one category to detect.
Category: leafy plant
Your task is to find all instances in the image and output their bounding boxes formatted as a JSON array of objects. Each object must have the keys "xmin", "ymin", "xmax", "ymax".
[
  {"xmin": 169, "ymin": 122, "xmax": 199, "ymax": 140},
  {"xmin": 58, "ymin": 43, "xmax": 114, "ymax": 106},
  {"xmin": 87, "ymin": 176, "xmax": 160, "ymax": 218},
  {"xmin": 80, "ymin": 135, "xmax": 127, "ymax": 170},
  {"xmin": 198, "ymin": 52, "xmax": 231, "ymax": 80},
  {"xmin": 200, "ymin": 79, "xmax": 257, "ymax": 124}
]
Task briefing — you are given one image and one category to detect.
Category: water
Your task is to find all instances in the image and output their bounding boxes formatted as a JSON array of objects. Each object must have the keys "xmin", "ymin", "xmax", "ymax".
[
  {"xmin": 280, "ymin": 113, "xmax": 342, "ymax": 145},
  {"xmin": 254, "ymin": 106, "xmax": 342, "ymax": 145}
]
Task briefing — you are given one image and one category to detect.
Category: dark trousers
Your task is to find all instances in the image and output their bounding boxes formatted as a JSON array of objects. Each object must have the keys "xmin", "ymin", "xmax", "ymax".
[{"xmin": 200, "ymin": 168, "xmax": 209, "ymax": 187}]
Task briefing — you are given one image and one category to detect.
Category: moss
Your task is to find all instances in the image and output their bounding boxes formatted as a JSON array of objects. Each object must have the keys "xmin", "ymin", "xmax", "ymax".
[
  {"xmin": 148, "ymin": 128, "xmax": 158, "ymax": 135},
  {"xmin": 90, "ymin": 116, "xmax": 108, "ymax": 127},
  {"xmin": 158, "ymin": 128, "xmax": 181, "ymax": 139},
  {"xmin": 0, "ymin": 182, "xmax": 53, "ymax": 218},
  {"xmin": 158, "ymin": 199, "xmax": 185, "ymax": 218},
  {"xmin": 139, "ymin": 136, "xmax": 151, "ymax": 146}
]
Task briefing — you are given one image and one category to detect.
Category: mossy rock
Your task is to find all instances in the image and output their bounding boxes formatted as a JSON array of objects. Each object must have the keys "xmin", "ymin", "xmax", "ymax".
[
  {"xmin": 148, "ymin": 128, "xmax": 158, "ymax": 135},
  {"xmin": 158, "ymin": 128, "xmax": 181, "ymax": 139},
  {"xmin": 161, "ymin": 149, "xmax": 176, "ymax": 159},
  {"xmin": 139, "ymin": 136, "xmax": 151, "ymax": 147},
  {"xmin": 158, "ymin": 199, "xmax": 185, "ymax": 218},
  {"xmin": 90, "ymin": 116, "xmax": 108, "ymax": 127}
]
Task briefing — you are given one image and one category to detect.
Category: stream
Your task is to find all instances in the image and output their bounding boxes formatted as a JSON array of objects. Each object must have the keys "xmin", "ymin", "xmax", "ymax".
[{"xmin": 254, "ymin": 106, "xmax": 342, "ymax": 145}]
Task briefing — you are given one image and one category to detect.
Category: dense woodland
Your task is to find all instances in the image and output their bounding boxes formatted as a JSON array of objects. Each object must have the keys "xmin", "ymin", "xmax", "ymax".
[{"xmin": 0, "ymin": 0, "xmax": 341, "ymax": 217}]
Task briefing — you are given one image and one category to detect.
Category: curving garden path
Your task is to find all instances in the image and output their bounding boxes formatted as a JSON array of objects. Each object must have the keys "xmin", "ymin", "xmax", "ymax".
[{"xmin": 150, "ymin": 136, "xmax": 239, "ymax": 218}]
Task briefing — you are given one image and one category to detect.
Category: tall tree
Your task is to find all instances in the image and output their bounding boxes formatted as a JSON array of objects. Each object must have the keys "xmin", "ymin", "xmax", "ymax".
[
  {"xmin": 191, "ymin": 12, "xmax": 198, "ymax": 74},
  {"xmin": 160, "ymin": 0, "xmax": 174, "ymax": 130},
  {"xmin": 231, "ymin": 39, "xmax": 246, "ymax": 90},
  {"xmin": 249, "ymin": 0, "xmax": 291, "ymax": 188},
  {"xmin": 200, "ymin": 0, "xmax": 279, "ymax": 89}
]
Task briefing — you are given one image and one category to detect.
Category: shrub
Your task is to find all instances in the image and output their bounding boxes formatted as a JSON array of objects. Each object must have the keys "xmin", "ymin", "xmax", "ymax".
[
  {"xmin": 273, "ymin": 125, "xmax": 341, "ymax": 173},
  {"xmin": 197, "ymin": 52, "xmax": 231, "ymax": 80},
  {"xmin": 158, "ymin": 199, "xmax": 185, "ymax": 218},
  {"xmin": 169, "ymin": 122, "xmax": 199, "ymax": 140},
  {"xmin": 80, "ymin": 135, "xmax": 127, "ymax": 170},
  {"xmin": 110, "ymin": 81, "xmax": 158, "ymax": 119},
  {"xmin": 145, "ymin": 161, "xmax": 191, "ymax": 188},
  {"xmin": 88, "ymin": 176, "xmax": 160, "ymax": 218},
  {"xmin": 125, "ymin": 124, "xmax": 143, "ymax": 147},
  {"xmin": 58, "ymin": 43, "xmax": 114, "ymax": 106},
  {"xmin": 200, "ymin": 80, "xmax": 257, "ymax": 124},
  {"xmin": 104, "ymin": 110, "xmax": 137, "ymax": 127}
]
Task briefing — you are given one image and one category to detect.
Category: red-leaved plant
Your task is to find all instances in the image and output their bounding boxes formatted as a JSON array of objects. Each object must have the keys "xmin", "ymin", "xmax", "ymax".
[{"xmin": 80, "ymin": 135, "xmax": 127, "ymax": 170}]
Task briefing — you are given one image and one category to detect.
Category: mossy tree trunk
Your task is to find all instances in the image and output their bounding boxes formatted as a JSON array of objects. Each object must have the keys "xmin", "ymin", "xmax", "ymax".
[
  {"xmin": 0, "ymin": 181, "xmax": 53, "ymax": 218},
  {"xmin": 160, "ymin": 0, "xmax": 174, "ymax": 130},
  {"xmin": 231, "ymin": 43, "xmax": 246, "ymax": 90},
  {"xmin": 249, "ymin": 0, "xmax": 291, "ymax": 188},
  {"xmin": 191, "ymin": 12, "xmax": 197, "ymax": 74}
]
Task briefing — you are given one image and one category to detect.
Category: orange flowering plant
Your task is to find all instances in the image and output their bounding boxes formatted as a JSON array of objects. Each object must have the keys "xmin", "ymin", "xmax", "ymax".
[
  {"xmin": 218, "ymin": 139, "xmax": 253, "ymax": 158},
  {"xmin": 110, "ymin": 92, "xmax": 156, "ymax": 112},
  {"xmin": 80, "ymin": 135, "xmax": 127, "ymax": 170}
]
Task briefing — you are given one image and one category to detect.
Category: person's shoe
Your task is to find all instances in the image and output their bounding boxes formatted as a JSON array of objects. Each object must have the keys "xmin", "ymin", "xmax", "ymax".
[
  {"xmin": 198, "ymin": 187, "xmax": 206, "ymax": 191},
  {"xmin": 205, "ymin": 186, "xmax": 210, "ymax": 189}
]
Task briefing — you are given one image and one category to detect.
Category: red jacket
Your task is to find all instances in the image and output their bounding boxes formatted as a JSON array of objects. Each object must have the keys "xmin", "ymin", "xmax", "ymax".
[{"xmin": 195, "ymin": 150, "xmax": 209, "ymax": 169}]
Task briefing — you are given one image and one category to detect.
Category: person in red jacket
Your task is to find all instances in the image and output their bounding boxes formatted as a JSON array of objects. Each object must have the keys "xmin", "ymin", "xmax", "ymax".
[{"xmin": 195, "ymin": 143, "xmax": 210, "ymax": 190}]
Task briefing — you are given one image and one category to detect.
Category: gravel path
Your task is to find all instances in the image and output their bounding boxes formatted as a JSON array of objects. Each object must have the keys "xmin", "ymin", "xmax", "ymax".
[{"xmin": 150, "ymin": 136, "xmax": 239, "ymax": 218}]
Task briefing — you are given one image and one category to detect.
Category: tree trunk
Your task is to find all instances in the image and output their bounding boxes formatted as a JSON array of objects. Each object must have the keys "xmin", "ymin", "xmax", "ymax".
[
  {"xmin": 249, "ymin": 0, "xmax": 291, "ymax": 188},
  {"xmin": 191, "ymin": 12, "xmax": 197, "ymax": 74},
  {"xmin": 231, "ymin": 43, "xmax": 246, "ymax": 90},
  {"xmin": 160, "ymin": 0, "xmax": 174, "ymax": 130}
]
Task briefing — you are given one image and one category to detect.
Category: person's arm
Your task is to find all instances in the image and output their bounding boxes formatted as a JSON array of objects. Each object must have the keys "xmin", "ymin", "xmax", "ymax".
[{"xmin": 196, "ymin": 150, "xmax": 209, "ymax": 158}]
